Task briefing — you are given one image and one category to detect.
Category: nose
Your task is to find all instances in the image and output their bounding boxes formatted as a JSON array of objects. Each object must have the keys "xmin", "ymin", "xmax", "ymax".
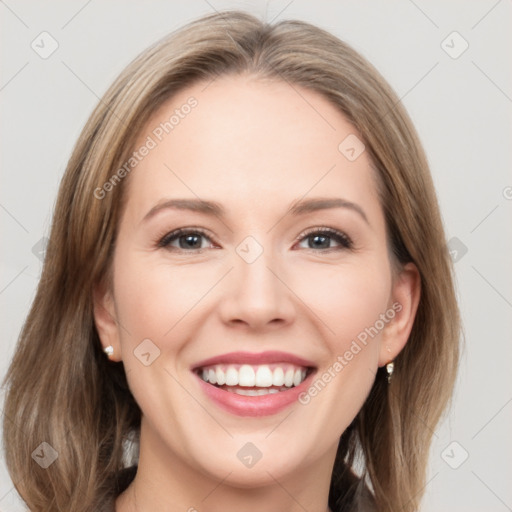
[{"xmin": 217, "ymin": 244, "xmax": 296, "ymax": 331}]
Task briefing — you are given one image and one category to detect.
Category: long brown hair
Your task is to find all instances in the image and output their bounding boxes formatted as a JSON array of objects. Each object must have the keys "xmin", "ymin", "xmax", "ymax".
[{"xmin": 2, "ymin": 10, "xmax": 461, "ymax": 511}]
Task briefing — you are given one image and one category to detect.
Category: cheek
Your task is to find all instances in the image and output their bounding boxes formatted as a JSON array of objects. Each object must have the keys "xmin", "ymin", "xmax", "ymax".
[
  {"xmin": 110, "ymin": 251, "xmax": 200, "ymax": 419},
  {"xmin": 292, "ymin": 259, "xmax": 391, "ymax": 350},
  {"xmin": 112, "ymin": 252, "xmax": 207, "ymax": 338},
  {"xmin": 294, "ymin": 262, "xmax": 391, "ymax": 427}
]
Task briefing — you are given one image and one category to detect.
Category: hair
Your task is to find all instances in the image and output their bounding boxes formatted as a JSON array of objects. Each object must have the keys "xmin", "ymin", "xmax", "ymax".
[{"xmin": 2, "ymin": 10, "xmax": 461, "ymax": 512}]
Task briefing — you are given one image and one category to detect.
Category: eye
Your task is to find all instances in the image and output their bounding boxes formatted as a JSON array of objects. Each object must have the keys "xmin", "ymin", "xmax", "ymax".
[
  {"xmin": 157, "ymin": 226, "xmax": 353, "ymax": 253},
  {"xmin": 157, "ymin": 228, "xmax": 215, "ymax": 251},
  {"xmin": 295, "ymin": 227, "xmax": 353, "ymax": 251}
]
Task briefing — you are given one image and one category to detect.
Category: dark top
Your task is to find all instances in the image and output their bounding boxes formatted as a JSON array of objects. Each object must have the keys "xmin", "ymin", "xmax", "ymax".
[{"xmin": 104, "ymin": 465, "xmax": 377, "ymax": 512}]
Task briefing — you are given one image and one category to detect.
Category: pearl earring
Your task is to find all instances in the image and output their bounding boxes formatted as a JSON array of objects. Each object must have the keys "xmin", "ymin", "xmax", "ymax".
[{"xmin": 104, "ymin": 345, "xmax": 114, "ymax": 358}]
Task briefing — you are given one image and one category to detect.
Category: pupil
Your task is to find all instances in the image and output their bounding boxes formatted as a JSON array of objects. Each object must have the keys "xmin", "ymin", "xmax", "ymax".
[
  {"xmin": 181, "ymin": 234, "xmax": 201, "ymax": 249},
  {"xmin": 311, "ymin": 234, "xmax": 328, "ymax": 249}
]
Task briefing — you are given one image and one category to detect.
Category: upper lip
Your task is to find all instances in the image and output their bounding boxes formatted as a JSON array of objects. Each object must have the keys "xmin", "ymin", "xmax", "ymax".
[{"xmin": 191, "ymin": 351, "xmax": 316, "ymax": 370}]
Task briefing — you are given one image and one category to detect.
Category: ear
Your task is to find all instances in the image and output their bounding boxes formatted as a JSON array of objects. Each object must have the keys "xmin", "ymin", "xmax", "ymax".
[
  {"xmin": 92, "ymin": 280, "xmax": 122, "ymax": 362},
  {"xmin": 379, "ymin": 262, "xmax": 421, "ymax": 367}
]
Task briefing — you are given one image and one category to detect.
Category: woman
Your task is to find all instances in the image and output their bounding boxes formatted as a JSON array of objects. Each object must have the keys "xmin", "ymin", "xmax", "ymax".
[{"xmin": 2, "ymin": 10, "xmax": 460, "ymax": 512}]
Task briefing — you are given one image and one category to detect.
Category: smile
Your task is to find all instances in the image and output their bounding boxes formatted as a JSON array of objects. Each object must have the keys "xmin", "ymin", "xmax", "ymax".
[
  {"xmin": 191, "ymin": 351, "xmax": 317, "ymax": 416},
  {"xmin": 196, "ymin": 363, "xmax": 311, "ymax": 395}
]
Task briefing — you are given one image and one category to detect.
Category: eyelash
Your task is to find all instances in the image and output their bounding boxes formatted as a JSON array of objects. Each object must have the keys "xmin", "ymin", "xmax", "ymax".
[{"xmin": 156, "ymin": 226, "xmax": 353, "ymax": 253}]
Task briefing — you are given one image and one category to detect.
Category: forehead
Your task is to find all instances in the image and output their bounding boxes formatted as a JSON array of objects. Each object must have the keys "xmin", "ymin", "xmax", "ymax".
[{"xmin": 123, "ymin": 74, "xmax": 382, "ymax": 225}]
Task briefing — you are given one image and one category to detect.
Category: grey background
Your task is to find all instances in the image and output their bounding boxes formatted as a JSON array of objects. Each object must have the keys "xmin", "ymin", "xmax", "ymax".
[{"xmin": 1, "ymin": 1, "xmax": 511, "ymax": 510}]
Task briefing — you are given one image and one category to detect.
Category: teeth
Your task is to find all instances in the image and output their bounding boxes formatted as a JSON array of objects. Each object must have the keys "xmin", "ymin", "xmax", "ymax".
[
  {"xmin": 272, "ymin": 367, "xmax": 284, "ymax": 386},
  {"xmin": 215, "ymin": 367, "xmax": 226, "ymax": 385},
  {"xmin": 284, "ymin": 368, "xmax": 295, "ymax": 387},
  {"xmin": 255, "ymin": 366, "xmax": 273, "ymax": 387},
  {"xmin": 224, "ymin": 386, "xmax": 289, "ymax": 396},
  {"xmin": 197, "ymin": 363, "xmax": 310, "ymax": 388},
  {"xmin": 239, "ymin": 365, "xmax": 255, "ymax": 386},
  {"xmin": 225, "ymin": 367, "xmax": 238, "ymax": 386}
]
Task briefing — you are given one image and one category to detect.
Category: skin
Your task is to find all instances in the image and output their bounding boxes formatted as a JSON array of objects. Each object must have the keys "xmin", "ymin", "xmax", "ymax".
[{"xmin": 94, "ymin": 73, "xmax": 420, "ymax": 512}]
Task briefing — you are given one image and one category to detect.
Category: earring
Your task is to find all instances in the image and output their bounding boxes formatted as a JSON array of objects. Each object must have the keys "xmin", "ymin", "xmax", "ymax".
[
  {"xmin": 386, "ymin": 361, "xmax": 394, "ymax": 383},
  {"xmin": 104, "ymin": 345, "xmax": 114, "ymax": 358}
]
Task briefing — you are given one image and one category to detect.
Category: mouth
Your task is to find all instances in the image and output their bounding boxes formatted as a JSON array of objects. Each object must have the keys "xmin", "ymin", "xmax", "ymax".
[
  {"xmin": 190, "ymin": 351, "xmax": 317, "ymax": 416},
  {"xmin": 193, "ymin": 363, "xmax": 315, "ymax": 396}
]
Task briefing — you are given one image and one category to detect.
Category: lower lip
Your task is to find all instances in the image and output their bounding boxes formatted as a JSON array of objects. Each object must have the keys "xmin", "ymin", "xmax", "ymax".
[{"xmin": 194, "ymin": 371, "xmax": 316, "ymax": 417}]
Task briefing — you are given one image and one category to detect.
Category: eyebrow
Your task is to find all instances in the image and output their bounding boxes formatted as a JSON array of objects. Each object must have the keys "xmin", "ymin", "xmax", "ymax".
[{"xmin": 142, "ymin": 197, "xmax": 369, "ymax": 225}]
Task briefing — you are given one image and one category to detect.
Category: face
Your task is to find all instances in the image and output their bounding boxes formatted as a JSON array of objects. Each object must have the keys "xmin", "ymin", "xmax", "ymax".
[{"xmin": 95, "ymin": 73, "xmax": 419, "ymax": 489}]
